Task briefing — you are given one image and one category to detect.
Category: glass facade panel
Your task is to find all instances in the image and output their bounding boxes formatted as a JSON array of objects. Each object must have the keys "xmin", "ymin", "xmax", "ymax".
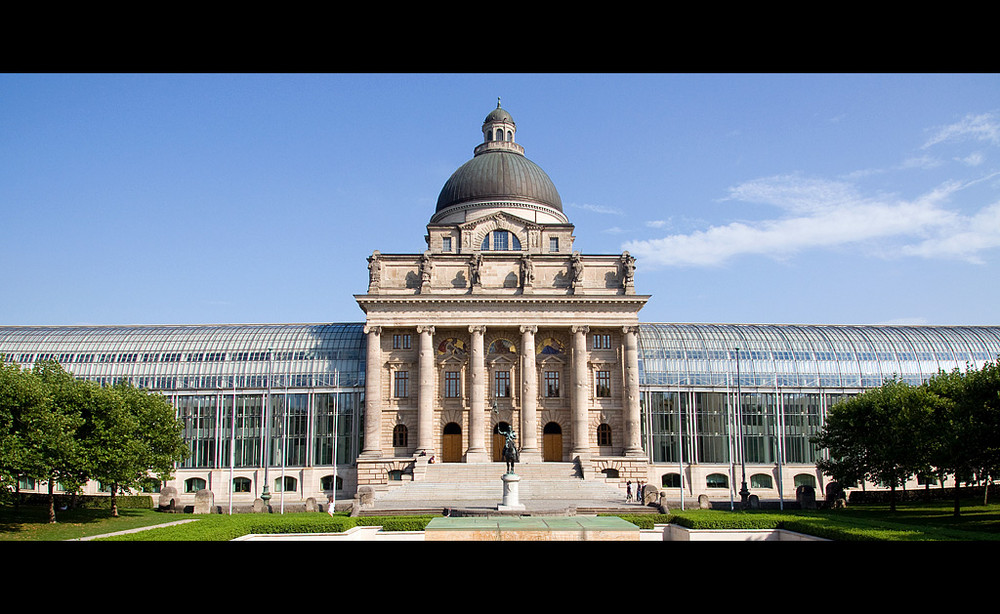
[{"xmin": 694, "ymin": 392, "xmax": 729, "ymax": 463}]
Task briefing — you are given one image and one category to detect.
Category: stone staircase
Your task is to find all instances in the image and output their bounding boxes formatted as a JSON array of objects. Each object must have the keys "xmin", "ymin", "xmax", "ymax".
[{"xmin": 365, "ymin": 461, "xmax": 650, "ymax": 516}]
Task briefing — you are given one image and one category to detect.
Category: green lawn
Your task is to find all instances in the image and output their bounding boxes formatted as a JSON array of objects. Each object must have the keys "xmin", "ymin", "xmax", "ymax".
[
  {"xmin": 3, "ymin": 498, "xmax": 999, "ymax": 541},
  {"xmin": 0, "ymin": 506, "xmax": 176, "ymax": 541}
]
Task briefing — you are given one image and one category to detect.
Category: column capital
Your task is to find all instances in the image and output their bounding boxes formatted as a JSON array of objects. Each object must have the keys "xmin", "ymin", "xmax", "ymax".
[
  {"xmin": 570, "ymin": 325, "xmax": 590, "ymax": 336},
  {"xmin": 416, "ymin": 325, "xmax": 436, "ymax": 335},
  {"xmin": 519, "ymin": 325, "xmax": 538, "ymax": 335},
  {"xmin": 363, "ymin": 325, "xmax": 382, "ymax": 335},
  {"xmin": 622, "ymin": 325, "xmax": 640, "ymax": 336},
  {"xmin": 468, "ymin": 325, "xmax": 487, "ymax": 335}
]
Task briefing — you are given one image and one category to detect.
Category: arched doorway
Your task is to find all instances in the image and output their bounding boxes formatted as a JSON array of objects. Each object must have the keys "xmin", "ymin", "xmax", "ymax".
[
  {"xmin": 492, "ymin": 422, "xmax": 512, "ymax": 461},
  {"xmin": 442, "ymin": 422, "xmax": 462, "ymax": 462},
  {"xmin": 543, "ymin": 422, "xmax": 562, "ymax": 462}
]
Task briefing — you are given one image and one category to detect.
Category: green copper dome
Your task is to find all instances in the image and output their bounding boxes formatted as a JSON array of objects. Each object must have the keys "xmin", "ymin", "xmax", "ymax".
[{"xmin": 434, "ymin": 103, "xmax": 563, "ymax": 216}]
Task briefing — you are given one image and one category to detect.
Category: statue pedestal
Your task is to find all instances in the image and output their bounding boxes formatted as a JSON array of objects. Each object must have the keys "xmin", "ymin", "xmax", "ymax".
[{"xmin": 498, "ymin": 473, "xmax": 526, "ymax": 511}]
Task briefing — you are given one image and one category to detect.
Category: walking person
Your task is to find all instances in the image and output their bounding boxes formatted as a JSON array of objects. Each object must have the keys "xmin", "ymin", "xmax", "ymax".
[{"xmin": 626, "ymin": 480, "xmax": 632, "ymax": 503}]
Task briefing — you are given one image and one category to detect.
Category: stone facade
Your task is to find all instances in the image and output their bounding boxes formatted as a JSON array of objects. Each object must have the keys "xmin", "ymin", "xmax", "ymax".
[{"xmin": 355, "ymin": 103, "xmax": 649, "ymax": 487}]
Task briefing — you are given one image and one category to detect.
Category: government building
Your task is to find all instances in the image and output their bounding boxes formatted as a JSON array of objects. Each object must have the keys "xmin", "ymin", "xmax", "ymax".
[{"xmin": 4, "ymin": 103, "xmax": 1000, "ymax": 509}]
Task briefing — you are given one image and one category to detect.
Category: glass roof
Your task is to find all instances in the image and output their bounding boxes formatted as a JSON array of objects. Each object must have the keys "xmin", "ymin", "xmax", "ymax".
[
  {"xmin": 4, "ymin": 322, "xmax": 999, "ymax": 392},
  {"xmin": 638, "ymin": 323, "xmax": 1000, "ymax": 389}
]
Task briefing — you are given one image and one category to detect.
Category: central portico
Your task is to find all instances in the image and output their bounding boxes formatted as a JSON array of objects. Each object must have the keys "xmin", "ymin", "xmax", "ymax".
[{"xmin": 354, "ymin": 102, "xmax": 650, "ymax": 488}]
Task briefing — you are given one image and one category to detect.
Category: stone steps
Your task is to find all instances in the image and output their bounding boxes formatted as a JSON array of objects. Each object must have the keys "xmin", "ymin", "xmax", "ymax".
[{"xmin": 371, "ymin": 462, "xmax": 630, "ymax": 509}]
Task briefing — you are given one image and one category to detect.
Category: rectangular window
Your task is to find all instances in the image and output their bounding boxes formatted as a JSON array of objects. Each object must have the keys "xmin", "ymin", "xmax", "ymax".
[
  {"xmin": 595, "ymin": 370, "xmax": 611, "ymax": 397},
  {"xmin": 549, "ymin": 237, "xmax": 559, "ymax": 252},
  {"xmin": 544, "ymin": 371, "xmax": 560, "ymax": 397},
  {"xmin": 394, "ymin": 371, "xmax": 409, "ymax": 398},
  {"xmin": 494, "ymin": 370, "xmax": 510, "ymax": 398},
  {"xmin": 393, "ymin": 334, "xmax": 411, "ymax": 350},
  {"xmin": 444, "ymin": 371, "xmax": 461, "ymax": 398},
  {"xmin": 493, "ymin": 231, "xmax": 508, "ymax": 251},
  {"xmin": 593, "ymin": 334, "xmax": 612, "ymax": 349},
  {"xmin": 442, "ymin": 237, "xmax": 452, "ymax": 252}
]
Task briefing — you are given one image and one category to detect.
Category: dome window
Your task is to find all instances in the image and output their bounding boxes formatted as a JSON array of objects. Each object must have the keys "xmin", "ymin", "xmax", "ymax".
[{"xmin": 481, "ymin": 230, "xmax": 522, "ymax": 251}]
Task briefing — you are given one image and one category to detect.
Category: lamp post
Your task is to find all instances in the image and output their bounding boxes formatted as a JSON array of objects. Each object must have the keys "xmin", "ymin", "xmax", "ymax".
[
  {"xmin": 736, "ymin": 347, "xmax": 750, "ymax": 509},
  {"xmin": 260, "ymin": 347, "xmax": 273, "ymax": 508}
]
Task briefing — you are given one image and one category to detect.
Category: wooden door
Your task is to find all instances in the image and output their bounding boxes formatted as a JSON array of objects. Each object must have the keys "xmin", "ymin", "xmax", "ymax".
[
  {"xmin": 543, "ymin": 422, "xmax": 562, "ymax": 462},
  {"xmin": 443, "ymin": 422, "xmax": 462, "ymax": 462}
]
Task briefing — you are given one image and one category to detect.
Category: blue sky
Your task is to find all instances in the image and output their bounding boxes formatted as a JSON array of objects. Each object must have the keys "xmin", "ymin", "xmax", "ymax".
[{"xmin": 2, "ymin": 73, "xmax": 999, "ymax": 327}]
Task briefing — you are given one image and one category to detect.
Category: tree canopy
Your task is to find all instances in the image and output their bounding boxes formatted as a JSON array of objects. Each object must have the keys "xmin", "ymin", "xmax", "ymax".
[
  {"xmin": 0, "ymin": 359, "xmax": 186, "ymax": 522},
  {"xmin": 813, "ymin": 359, "xmax": 1000, "ymax": 515}
]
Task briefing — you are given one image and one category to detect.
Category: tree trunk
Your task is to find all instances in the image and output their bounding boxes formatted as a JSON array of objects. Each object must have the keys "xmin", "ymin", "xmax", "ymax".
[
  {"xmin": 889, "ymin": 484, "xmax": 897, "ymax": 512},
  {"xmin": 47, "ymin": 478, "xmax": 56, "ymax": 523},
  {"xmin": 953, "ymin": 482, "xmax": 962, "ymax": 517},
  {"xmin": 110, "ymin": 484, "xmax": 119, "ymax": 518}
]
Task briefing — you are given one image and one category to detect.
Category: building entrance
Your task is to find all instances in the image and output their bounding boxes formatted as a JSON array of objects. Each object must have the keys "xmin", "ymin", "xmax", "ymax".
[
  {"xmin": 443, "ymin": 422, "xmax": 462, "ymax": 462},
  {"xmin": 543, "ymin": 422, "xmax": 562, "ymax": 461}
]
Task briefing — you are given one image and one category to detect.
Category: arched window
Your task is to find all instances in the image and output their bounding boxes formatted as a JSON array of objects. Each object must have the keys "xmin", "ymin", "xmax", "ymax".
[
  {"xmin": 481, "ymin": 230, "xmax": 522, "ymax": 251},
  {"xmin": 393, "ymin": 424, "xmax": 408, "ymax": 447},
  {"xmin": 275, "ymin": 476, "xmax": 297, "ymax": 493},
  {"xmin": 321, "ymin": 474, "xmax": 342, "ymax": 491},
  {"xmin": 388, "ymin": 470, "xmax": 404, "ymax": 481},
  {"xmin": 750, "ymin": 473, "xmax": 773, "ymax": 489},
  {"xmin": 233, "ymin": 477, "xmax": 251, "ymax": 493},
  {"xmin": 185, "ymin": 477, "xmax": 206, "ymax": 493},
  {"xmin": 706, "ymin": 473, "xmax": 729, "ymax": 489},
  {"xmin": 661, "ymin": 473, "xmax": 681, "ymax": 488},
  {"xmin": 601, "ymin": 468, "xmax": 620, "ymax": 478},
  {"xmin": 794, "ymin": 473, "xmax": 817, "ymax": 488},
  {"xmin": 495, "ymin": 128, "xmax": 503, "ymax": 141},
  {"xmin": 597, "ymin": 423, "xmax": 612, "ymax": 446},
  {"xmin": 505, "ymin": 130, "xmax": 512, "ymax": 142}
]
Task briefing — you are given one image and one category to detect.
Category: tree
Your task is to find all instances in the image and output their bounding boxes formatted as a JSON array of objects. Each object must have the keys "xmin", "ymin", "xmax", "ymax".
[
  {"xmin": 812, "ymin": 378, "xmax": 939, "ymax": 511},
  {"xmin": 1, "ymin": 360, "xmax": 187, "ymax": 521},
  {"xmin": 0, "ymin": 361, "xmax": 49, "ymax": 510},
  {"xmin": 925, "ymin": 359, "xmax": 1000, "ymax": 516},
  {"xmin": 84, "ymin": 382, "xmax": 186, "ymax": 517},
  {"xmin": 22, "ymin": 361, "xmax": 87, "ymax": 523}
]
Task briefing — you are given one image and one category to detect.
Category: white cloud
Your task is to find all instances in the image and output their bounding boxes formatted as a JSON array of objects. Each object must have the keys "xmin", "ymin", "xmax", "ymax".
[
  {"xmin": 923, "ymin": 112, "xmax": 1000, "ymax": 149},
  {"xmin": 623, "ymin": 174, "xmax": 999, "ymax": 268},
  {"xmin": 645, "ymin": 220, "xmax": 667, "ymax": 228},
  {"xmin": 569, "ymin": 202, "xmax": 623, "ymax": 215}
]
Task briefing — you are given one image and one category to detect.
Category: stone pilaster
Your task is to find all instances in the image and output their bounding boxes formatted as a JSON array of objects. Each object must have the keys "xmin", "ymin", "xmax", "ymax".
[
  {"xmin": 519, "ymin": 325, "xmax": 541, "ymax": 462},
  {"xmin": 570, "ymin": 325, "xmax": 590, "ymax": 458},
  {"xmin": 416, "ymin": 325, "xmax": 435, "ymax": 454},
  {"xmin": 623, "ymin": 325, "xmax": 643, "ymax": 456},
  {"xmin": 360, "ymin": 325, "xmax": 382, "ymax": 458},
  {"xmin": 466, "ymin": 325, "xmax": 489, "ymax": 462}
]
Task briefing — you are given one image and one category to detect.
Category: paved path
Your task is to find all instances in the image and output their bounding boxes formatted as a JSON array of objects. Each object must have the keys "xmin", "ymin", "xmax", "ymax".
[{"xmin": 69, "ymin": 519, "xmax": 200, "ymax": 541}]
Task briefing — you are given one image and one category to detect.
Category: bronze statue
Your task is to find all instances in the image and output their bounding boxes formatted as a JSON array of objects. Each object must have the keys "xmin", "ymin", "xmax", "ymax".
[{"xmin": 498, "ymin": 424, "xmax": 519, "ymax": 474}]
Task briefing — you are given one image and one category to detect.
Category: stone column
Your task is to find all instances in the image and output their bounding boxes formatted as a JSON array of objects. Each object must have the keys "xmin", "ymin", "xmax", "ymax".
[
  {"xmin": 466, "ymin": 325, "xmax": 489, "ymax": 462},
  {"xmin": 570, "ymin": 325, "xmax": 590, "ymax": 457},
  {"xmin": 360, "ymin": 325, "xmax": 382, "ymax": 458},
  {"xmin": 416, "ymin": 325, "xmax": 435, "ymax": 454},
  {"xmin": 623, "ymin": 325, "xmax": 644, "ymax": 456},
  {"xmin": 519, "ymin": 325, "xmax": 540, "ymax": 462}
]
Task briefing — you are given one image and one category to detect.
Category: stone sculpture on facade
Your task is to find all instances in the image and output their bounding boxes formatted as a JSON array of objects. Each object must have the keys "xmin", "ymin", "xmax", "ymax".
[
  {"xmin": 570, "ymin": 251, "xmax": 584, "ymax": 291},
  {"xmin": 419, "ymin": 251, "xmax": 433, "ymax": 293},
  {"xmin": 367, "ymin": 250, "xmax": 382, "ymax": 292},
  {"xmin": 469, "ymin": 252, "xmax": 483, "ymax": 287},
  {"xmin": 520, "ymin": 254, "xmax": 534, "ymax": 288},
  {"xmin": 620, "ymin": 251, "xmax": 635, "ymax": 290}
]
